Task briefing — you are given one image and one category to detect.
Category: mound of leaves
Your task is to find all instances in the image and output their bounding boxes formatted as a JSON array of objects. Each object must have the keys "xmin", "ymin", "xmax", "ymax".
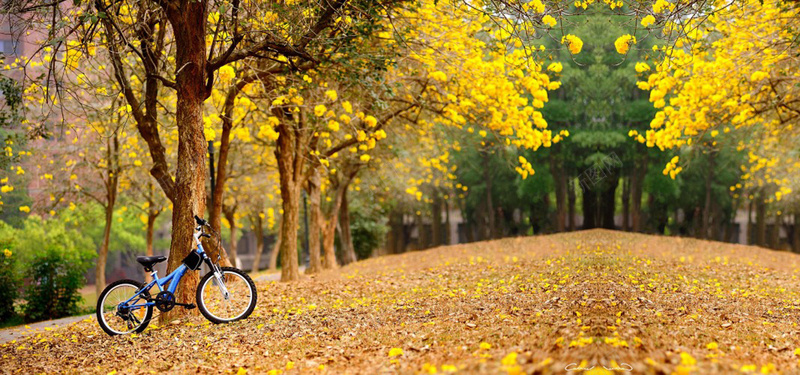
[{"xmin": 3, "ymin": 230, "xmax": 800, "ymax": 374}]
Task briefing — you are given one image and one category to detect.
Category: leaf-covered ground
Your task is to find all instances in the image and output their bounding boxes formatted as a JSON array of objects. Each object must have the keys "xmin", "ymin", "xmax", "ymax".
[{"xmin": 4, "ymin": 230, "xmax": 800, "ymax": 374}]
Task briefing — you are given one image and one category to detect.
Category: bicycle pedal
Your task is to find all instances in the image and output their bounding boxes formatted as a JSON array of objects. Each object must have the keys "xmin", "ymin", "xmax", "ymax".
[{"xmin": 185, "ymin": 304, "xmax": 196, "ymax": 310}]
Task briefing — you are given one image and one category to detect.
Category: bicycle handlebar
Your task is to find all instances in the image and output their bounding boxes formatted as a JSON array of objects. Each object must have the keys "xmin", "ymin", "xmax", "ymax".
[{"xmin": 194, "ymin": 215, "xmax": 208, "ymax": 226}]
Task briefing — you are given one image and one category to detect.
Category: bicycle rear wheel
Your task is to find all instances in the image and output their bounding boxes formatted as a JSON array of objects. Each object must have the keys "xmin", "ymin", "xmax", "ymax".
[
  {"xmin": 96, "ymin": 279, "xmax": 153, "ymax": 336},
  {"xmin": 196, "ymin": 267, "xmax": 257, "ymax": 324}
]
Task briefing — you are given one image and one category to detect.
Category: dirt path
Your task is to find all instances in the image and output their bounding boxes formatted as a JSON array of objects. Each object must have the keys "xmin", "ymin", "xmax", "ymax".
[{"xmin": 0, "ymin": 314, "xmax": 92, "ymax": 344}]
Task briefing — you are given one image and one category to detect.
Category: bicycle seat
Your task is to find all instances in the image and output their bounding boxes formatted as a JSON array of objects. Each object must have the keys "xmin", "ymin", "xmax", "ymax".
[{"xmin": 137, "ymin": 255, "xmax": 167, "ymax": 271}]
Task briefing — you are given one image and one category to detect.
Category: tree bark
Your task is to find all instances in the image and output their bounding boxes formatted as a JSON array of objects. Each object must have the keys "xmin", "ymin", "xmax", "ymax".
[
  {"xmin": 568, "ymin": 178, "xmax": 576, "ymax": 231},
  {"xmin": 701, "ymin": 150, "xmax": 716, "ymax": 239},
  {"xmin": 747, "ymin": 200, "xmax": 754, "ymax": 245},
  {"xmin": 305, "ymin": 168, "xmax": 323, "ymax": 274},
  {"xmin": 205, "ymin": 117, "xmax": 233, "ymax": 265},
  {"xmin": 95, "ymin": 134, "xmax": 119, "ymax": 298},
  {"xmin": 622, "ymin": 176, "xmax": 630, "ymax": 231},
  {"xmin": 320, "ymin": 170, "xmax": 357, "ymax": 268},
  {"xmin": 600, "ymin": 174, "xmax": 619, "ymax": 229},
  {"xmin": 250, "ymin": 214, "xmax": 264, "ymax": 273},
  {"xmin": 431, "ymin": 192, "xmax": 443, "ymax": 247},
  {"xmin": 269, "ymin": 222, "xmax": 281, "ymax": 270},
  {"xmin": 459, "ymin": 197, "xmax": 474, "ymax": 243},
  {"xmin": 95, "ymin": 197, "xmax": 115, "ymax": 298},
  {"xmin": 205, "ymin": 77, "xmax": 249, "ymax": 267},
  {"xmin": 321, "ymin": 217, "xmax": 339, "ymax": 268},
  {"xmin": 711, "ymin": 199, "xmax": 722, "ymax": 241},
  {"xmin": 163, "ymin": 1, "xmax": 209, "ymax": 314},
  {"xmin": 631, "ymin": 153, "xmax": 647, "ymax": 232},
  {"xmin": 224, "ymin": 207, "xmax": 238, "ymax": 267},
  {"xmin": 770, "ymin": 212, "xmax": 781, "ymax": 249},
  {"xmin": 387, "ymin": 207, "xmax": 403, "ymax": 254},
  {"xmin": 583, "ymin": 189, "xmax": 597, "ymax": 229},
  {"xmin": 339, "ymin": 190, "xmax": 357, "ymax": 265},
  {"xmin": 144, "ymin": 206, "xmax": 159, "ymax": 282},
  {"xmin": 483, "ymin": 151, "xmax": 495, "ymax": 239},
  {"xmin": 415, "ymin": 211, "xmax": 425, "ymax": 249},
  {"xmin": 756, "ymin": 194, "xmax": 767, "ymax": 247},
  {"xmin": 276, "ymin": 148, "xmax": 301, "ymax": 280},
  {"xmin": 793, "ymin": 212, "xmax": 800, "ymax": 253},
  {"xmin": 444, "ymin": 199, "xmax": 451, "ymax": 245},
  {"xmin": 550, "ymin": 153, "xmax": 567, "ymax": 232}
]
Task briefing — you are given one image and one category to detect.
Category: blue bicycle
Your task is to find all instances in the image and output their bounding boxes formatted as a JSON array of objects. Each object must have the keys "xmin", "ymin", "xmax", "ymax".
[{"xmin": 96, "ymin": 215, "xmax": 257, "ymax": 335}]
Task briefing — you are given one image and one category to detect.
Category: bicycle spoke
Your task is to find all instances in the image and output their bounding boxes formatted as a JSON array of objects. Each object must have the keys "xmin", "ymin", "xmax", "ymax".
[
  {"xmin": 99, "ymin": 283, "xmax": 149, "ymax": 335},
  {"xmin": 200, "ymin": 270, "xmax": 253, "ymax": 322}
]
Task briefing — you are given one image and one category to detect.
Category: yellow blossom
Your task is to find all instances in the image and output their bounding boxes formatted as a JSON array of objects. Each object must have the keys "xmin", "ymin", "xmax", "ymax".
[
  {"xmin": 314, "ymin": 104, "xmax": 327, "ymax": 117},
  {"xmin": 542, "ymin": 15, "xmax": 557, "ymax": 28},
  {"xmin": 325, "ymin": 89, "xmax": 338, "ymax": 101}
]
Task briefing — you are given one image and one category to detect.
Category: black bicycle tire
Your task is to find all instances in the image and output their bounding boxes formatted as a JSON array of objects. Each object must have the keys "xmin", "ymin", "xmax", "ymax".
[
  {"xmin": 96, "ymin": 279, "xmax": 153, "ymax": 336},
  {"xmin": 196, "ymin": 267, "xmax": 257, "ymax": 324}
]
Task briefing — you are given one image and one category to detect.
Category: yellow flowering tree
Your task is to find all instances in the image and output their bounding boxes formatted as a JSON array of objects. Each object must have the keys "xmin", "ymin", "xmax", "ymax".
[{"xmin": 634, "ymin": 0, "xmax": 799, "ymax": 237}]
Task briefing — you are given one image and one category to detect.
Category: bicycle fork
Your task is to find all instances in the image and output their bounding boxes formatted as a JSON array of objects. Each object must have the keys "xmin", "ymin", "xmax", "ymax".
[
  {"xmin": 204, "ymin": 256, "xmax": 231, "ymax": 300},
  {"xmin": 213, "ymin": 270, "xmax": 231, "ymax": 300}
]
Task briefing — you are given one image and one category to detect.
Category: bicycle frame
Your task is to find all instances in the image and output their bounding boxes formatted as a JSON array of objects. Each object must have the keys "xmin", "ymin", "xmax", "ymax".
[{"xmin": 120, "ymin": 236, "xmax": 209, "ymax": 311}]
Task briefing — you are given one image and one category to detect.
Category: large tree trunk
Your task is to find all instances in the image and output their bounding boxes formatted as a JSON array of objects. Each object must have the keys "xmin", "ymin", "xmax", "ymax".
[
  {"xmin": 250, "ymin": 214, "xmax": 264, "ymax": 273},
  {"xmin": 276, "ymin": 152, "xmax": 301, "ymax": 281},
  {"xmin": 305, "ymin": 169, "xmax": 323, "ymax": 274},
  {"xmin": 274, "ymin": 104, "xmax": 313, "ymax": 281},
  {"xmin": 163, "ymin": 2, "xmax": 209, "ymax": 315},
  {"xmin": 339, "ymin": 191, "xmax": 357, "ymax": 265}
]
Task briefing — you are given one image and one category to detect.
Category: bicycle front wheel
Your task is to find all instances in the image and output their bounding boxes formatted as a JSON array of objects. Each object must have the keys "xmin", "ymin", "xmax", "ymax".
[
  {"xmin": 196, "ymin": 267, "xmax": 257, "ymax": 324},
  {"xmin": 96, "ymin": 279, "xmax": 153, "ymax": 336}
]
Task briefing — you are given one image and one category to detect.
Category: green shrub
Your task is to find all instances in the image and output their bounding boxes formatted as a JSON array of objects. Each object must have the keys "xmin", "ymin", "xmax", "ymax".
[
  {"xmin": 22, "ymin": 246, "xmax": 90, "ymax": 322},
  {"xmin": 0, "ymin": 248, "xmax": 18, "ymax": 322},
  {"xmin": 350, "ymin": 205, "xmax": 388, "ymax": 260},
  {"xmin": 0, "ymin": 221, "xmax": 19, "ymax": 323},
  {"xmin": 15, "ymin": 216, "xmax": 94, "ymax": 322}
]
